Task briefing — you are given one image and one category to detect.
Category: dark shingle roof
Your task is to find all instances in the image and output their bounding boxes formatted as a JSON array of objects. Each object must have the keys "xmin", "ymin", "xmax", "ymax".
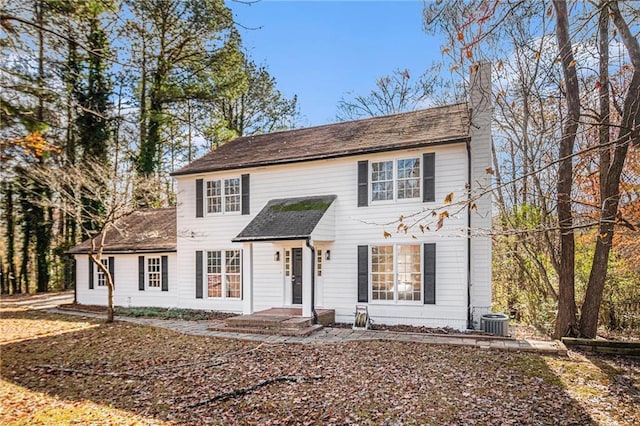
[
  {"xmin": 232, "ymin": 195, "xmax": 337, "ymax": 242},
  {"xmin": 67, "ymin": 208, "xmax": 176, "ymax": 254},
  {"xmin": 172, "ymin": 103, "xmax": 470, "ymax": 176}
]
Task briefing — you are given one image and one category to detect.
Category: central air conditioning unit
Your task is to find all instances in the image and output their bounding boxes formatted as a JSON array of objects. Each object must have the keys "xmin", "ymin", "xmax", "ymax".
[{"xmin": 480, "ymin": 313, "xmax": 509, "ymax": 337}]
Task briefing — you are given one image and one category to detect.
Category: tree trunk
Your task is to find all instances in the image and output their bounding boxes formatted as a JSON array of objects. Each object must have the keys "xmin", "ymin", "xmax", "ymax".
[
  {"xmin": 18, "ymin": 174, "xmax": 32, "ymax": 294},
  {"xmin": 3, "ymin": 180, "xmax": 18, "ymax": 294},
  {"xmin": 553, "ymin": 0, "xmax": 580, "ymax": 339},
  {"xmin": 580, "ymin": 0, "xmax": 640, "ymax": 338},
  {"xmin": 106, "ymin": 279, "xmax": 114, "ymax": 323},
  {"xmin": 34, "ymin": 196, "xmax": 51, "ymax": 293},
  {"xmin": 33, "ymin": 0, "xmax": 50, "ymax": 293}
]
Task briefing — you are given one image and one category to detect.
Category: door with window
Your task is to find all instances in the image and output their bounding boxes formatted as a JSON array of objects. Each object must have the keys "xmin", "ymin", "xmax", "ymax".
[{"xmin": 291, "ymin": 248, "xmax": 303, "ymax": 304}]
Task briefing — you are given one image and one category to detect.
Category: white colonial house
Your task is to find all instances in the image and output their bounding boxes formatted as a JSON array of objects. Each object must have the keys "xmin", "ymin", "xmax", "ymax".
[{"xmin": 71, "ymin": 63, "xmax": 493, "ymax": 330}]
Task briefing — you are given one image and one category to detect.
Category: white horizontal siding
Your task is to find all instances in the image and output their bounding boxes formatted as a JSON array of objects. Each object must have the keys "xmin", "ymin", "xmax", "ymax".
[
  {"xmin": 75, "ymin": 253, "xmax": 178, "ymax": 308},
  {"xmin": 174, "ymin": 143, "xmax": 482, "ymax": 328},
  {"xmin": 311, "ymin": 202, "xmax": 335, "ymax": 241}
]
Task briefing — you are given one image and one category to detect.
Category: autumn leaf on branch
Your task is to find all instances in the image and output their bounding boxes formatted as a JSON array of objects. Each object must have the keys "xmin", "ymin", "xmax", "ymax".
[
  {"xmin": 436, "ymin": 211, "xmax": 449, "ymax": 231},
  {"xmin": 444, "ymin": 192, "xmax": 454, "ymax": 205}
]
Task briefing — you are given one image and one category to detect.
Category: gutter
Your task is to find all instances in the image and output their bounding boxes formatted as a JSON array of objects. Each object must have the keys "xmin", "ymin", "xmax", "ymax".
[
  {"xmin": 305, "ymin": 238, "xmax": 318, "ymax": 324},
  {"xmin": 466, "ymin": 139, "xmax": 473, "ymax": 330}
]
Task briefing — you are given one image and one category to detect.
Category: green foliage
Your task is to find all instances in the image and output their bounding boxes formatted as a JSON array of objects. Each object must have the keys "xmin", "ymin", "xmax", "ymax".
[
  {"xmin": 270, "ymin": 200, "xmax": 331, "ymax": 212},
  {"xmin": 493, "ymin": 226, "xmax": 640, "ymax": 336},
  {"xmin": 113, "ymin": 306, "xmax": 235, "ymax": 321},
  {"xmin": 127, "ymin": 0, "xmax": 237, "ymax": 176}
]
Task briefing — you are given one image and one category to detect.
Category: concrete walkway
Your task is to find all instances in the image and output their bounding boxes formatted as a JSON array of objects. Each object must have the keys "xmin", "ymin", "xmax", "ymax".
[{"xmin": 46, "ymin": 308, "xmax": 567, "ymax": 356}]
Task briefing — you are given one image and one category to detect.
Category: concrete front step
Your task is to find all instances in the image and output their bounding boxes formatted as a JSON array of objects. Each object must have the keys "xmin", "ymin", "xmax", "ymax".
[
  {"xmin": 226, "ymin": 315, "xmax": 313, "ymax": 330},
  {"xmin": 208, "ymin": 323, "xmax": 323, "ymax": 337}
]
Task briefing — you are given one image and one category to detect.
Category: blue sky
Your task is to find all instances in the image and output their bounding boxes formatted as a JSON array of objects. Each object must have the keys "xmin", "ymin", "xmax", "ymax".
[{"xmin": 228, "ymin": 0, "xmax": 444, "ymax": 127}]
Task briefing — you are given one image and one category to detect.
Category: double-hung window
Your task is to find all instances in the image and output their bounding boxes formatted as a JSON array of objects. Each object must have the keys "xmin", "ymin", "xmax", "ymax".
[
  {"xmin": 147, "ymin": 257, "xmax": 161, "ymax": 288},
  {"xmin": 371, "ymin": 245, "xmax": 421, "ymax": 302},
  {"xmin": 96, "ymin": 258, "xmax": 109, "ymax": 287},
  {"xmin": 207, "ymin": 249, "xmax": 241, "ymax": 299},
  {"xmin": 371, "ymin": 158, "xmax": 420, "ymax": 202},
  {"xmin": 206, "ymin": 178, "xmax": 240, "ymax": 214}
]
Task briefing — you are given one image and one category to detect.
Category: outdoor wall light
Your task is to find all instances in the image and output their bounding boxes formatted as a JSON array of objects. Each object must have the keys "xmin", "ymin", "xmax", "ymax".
[
  {"xmin": 325, "ymin": 250, "xmax": 331, "ymax": 261},
  {"xmin": 274, "ymin": 251, "xmax": 280, "ymax": 262}
]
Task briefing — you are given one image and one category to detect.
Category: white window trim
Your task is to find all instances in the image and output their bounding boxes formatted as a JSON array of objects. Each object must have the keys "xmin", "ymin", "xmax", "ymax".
[
  {"xmin": 96, "ymin": 258, "xmax": 109, "ymax": 287},
  {"xmin": 369, "ymin": 244, "xmax": 423, "ymax": 305},
  {"xmin": 370, "ymin": 156, "xmax": 422, "ymax": 204},
  {"xmin": 147, "ymin": 257, "xmax": 162, "ymax": 289},
  {"xmin": 205, "ymin": 177, "xmax": 242, "ymax": 216},
  {"xmin": 205, "ymin": 249, "xmax": 242, "ymax": 300}
]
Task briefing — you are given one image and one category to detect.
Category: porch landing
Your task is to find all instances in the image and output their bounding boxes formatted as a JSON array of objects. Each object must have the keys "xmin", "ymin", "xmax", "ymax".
[{"xmin": 209, "ymin": 308, "xmax": 335, "ymax": 337}]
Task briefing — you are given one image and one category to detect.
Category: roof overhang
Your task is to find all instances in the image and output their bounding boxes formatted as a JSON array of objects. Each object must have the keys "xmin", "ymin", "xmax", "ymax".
[
  {"xmin": 232, "ymin": 195, "xmax": 337, "ymax": 243},
  {"xmin": 171, "ymin": 137, "xmax": 470, "ymax": 177},
  {"xmin": 67, "ymin": 248, "xmax": 177, "ymax": 255}
]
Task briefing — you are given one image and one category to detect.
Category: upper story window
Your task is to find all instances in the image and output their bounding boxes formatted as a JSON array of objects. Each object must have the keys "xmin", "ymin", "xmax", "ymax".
[
  {"xmin": 371, "ymin": 157, "xmax": 420, "ymax": 202},
  {"xmin": 206, "ymin": 178, "xmax": 240, "ymax": 214}
]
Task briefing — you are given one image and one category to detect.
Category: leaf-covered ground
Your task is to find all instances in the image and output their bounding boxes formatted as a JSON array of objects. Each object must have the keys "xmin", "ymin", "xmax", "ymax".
[{"xmin": 1, "ymin": 309, "xmax": 639, "ymax": 425}]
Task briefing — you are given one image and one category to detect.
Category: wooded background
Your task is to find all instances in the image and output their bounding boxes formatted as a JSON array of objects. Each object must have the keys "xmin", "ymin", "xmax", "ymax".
[{"xmin": 1, "ymin": 0, "xmax": 638, "ymax": 338}]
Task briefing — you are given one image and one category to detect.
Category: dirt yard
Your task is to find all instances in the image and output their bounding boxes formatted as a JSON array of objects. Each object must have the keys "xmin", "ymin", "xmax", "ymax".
[{"xmin": 1, "ymin": 294, "xmax": 639, "ymax": 425}]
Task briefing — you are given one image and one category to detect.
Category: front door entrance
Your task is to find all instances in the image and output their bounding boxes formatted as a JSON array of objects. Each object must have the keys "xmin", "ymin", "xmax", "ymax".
[{"xmin": 291, "ymin": 248, "xmax": 303, "ymax": 304}]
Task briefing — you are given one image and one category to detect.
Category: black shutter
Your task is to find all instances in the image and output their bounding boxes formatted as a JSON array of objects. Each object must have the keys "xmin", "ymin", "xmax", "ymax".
[
  {"xmin": 108, "ymin": 257, "xmax": 115, "ymax": 286},
  {"xmin": 357, "ymin": 160, "xmax": 368, "ymax": 207},
  {"xmin": 357, "ymin": 245, "xmax": 368, "ymax": 302},
  {"xmin": 423, "ymin": 153, "xmax": 435, "ymax": 202},
  {"xmin": 196, "ymin": 178, "xmax": 204, "ymax": 218},
  {"xmin": 424, "ymin": 243, "xmax": 436, "ymax": 304},
  {"xmin": 241, "ymin": 174, "xmax": 250, "ymax": 215},
  {"xmin": 195, "ymin": 251, "xmax": 203, "ymax": 299},
  {"xmin": 138, "ymin": 256, "xmax": 145, "ymax": 291},
  {"xmin": 88, "ymin": 257, "xmax": 94, "ymax": 289},
  {"xmin": 161, "ymin": 255, "xmax": 169, "ymax": 291}
]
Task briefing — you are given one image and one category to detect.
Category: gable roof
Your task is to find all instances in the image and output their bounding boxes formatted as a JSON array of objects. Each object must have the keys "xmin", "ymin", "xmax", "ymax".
[
  {"xmin": 67, "ymin": 208, "xmax": 176, "ymax": 254},
  {"xmin": 172, "ymin": 103, "xmax": 470, "ymax": 177},
  {"xmin": 232, "ymin": 195, "xmax": 337, "ymax": 242}
]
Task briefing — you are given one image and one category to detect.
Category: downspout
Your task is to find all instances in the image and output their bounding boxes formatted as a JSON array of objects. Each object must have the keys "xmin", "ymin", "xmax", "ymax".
[
  {"xmin": 305, "ymin": 238, "xmax": 318, "ymax": 324},
  {"xmin": 73, "ymin": 255, "xmax": 77, "ymax": 304},
  {"xmin": 466, "ymin": 139, "xmax": 473, "ymax": 330}
]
